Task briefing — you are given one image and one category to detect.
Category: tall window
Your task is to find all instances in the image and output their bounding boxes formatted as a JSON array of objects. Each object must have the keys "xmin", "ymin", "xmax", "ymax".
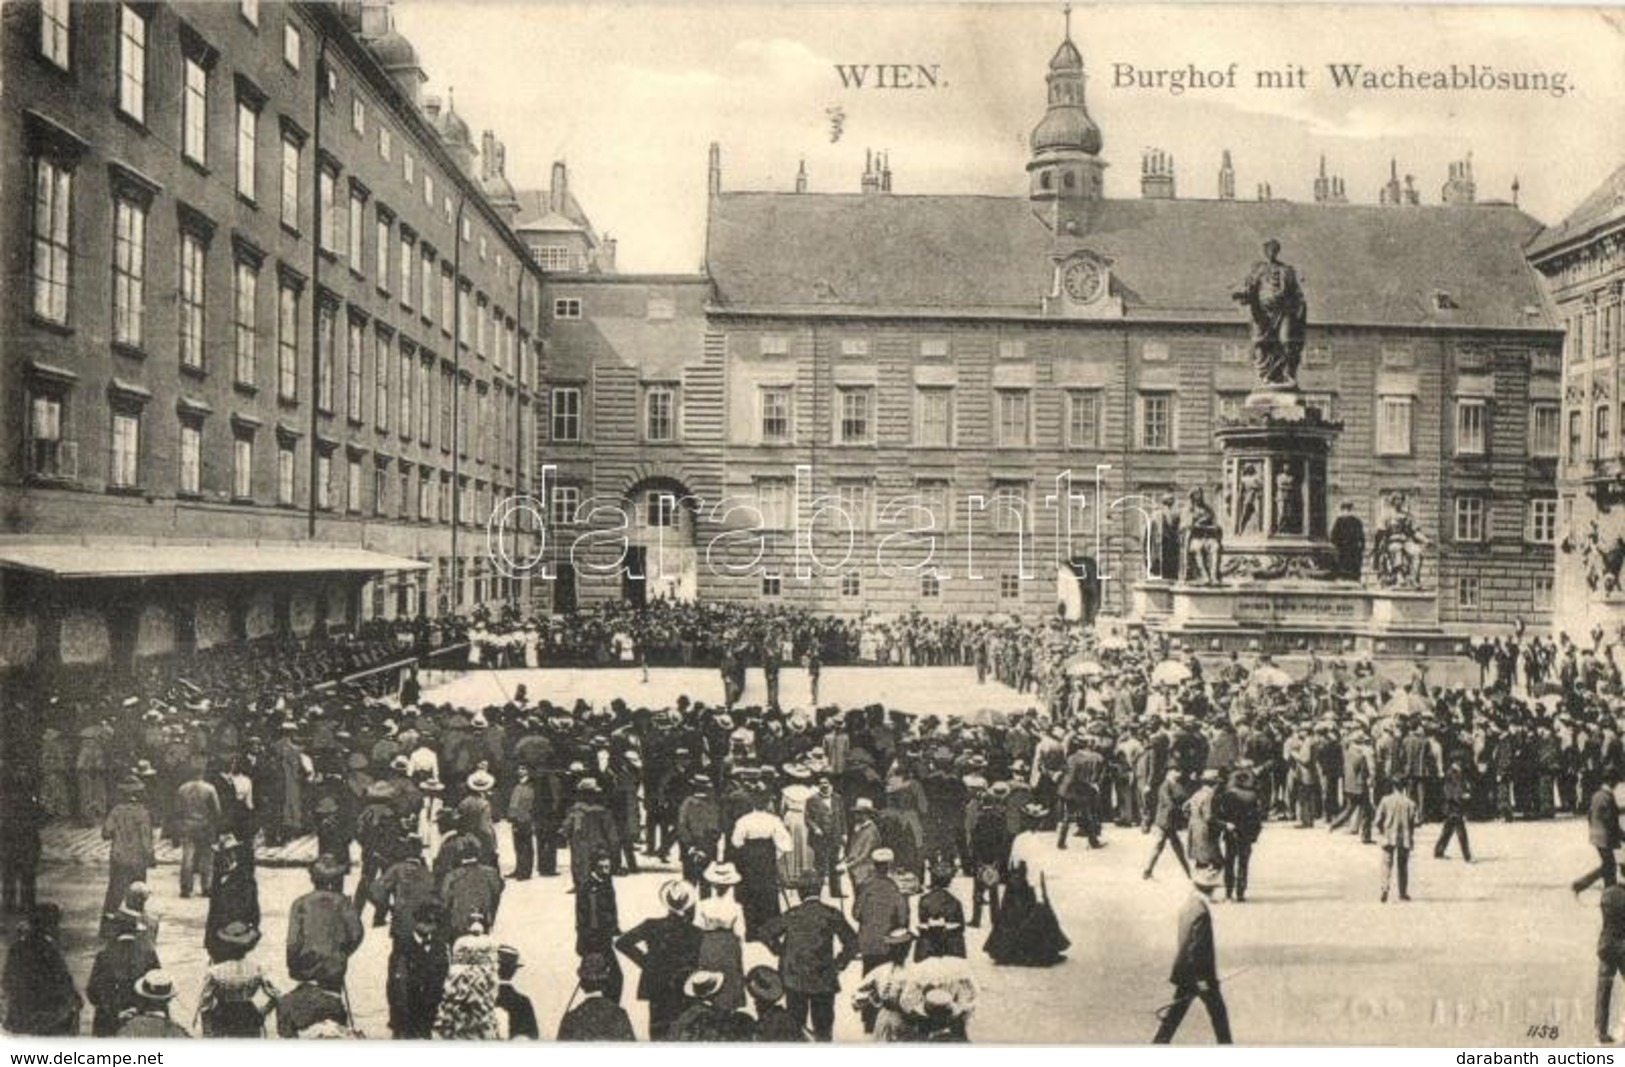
[
  {"xmin": 318, "ymin": 168, "xmax": 339, "ymax": 253},
  {"xmin": 551, "ymin": 485, "xmax": 580, "ymax": 527},
  {"xmin": 241, "ymin": 0, "xmax": 259, "ymax": 26},
  {"xmin": 351, "ymin": 95, "xmax": 365, "ymax": 135},
  {"xmin": 347, "ymin": 458, "xmax": 363, "ymax": 512},
  {"xmin": 757, "ymin": 481, "xmax": 792, "ymax": 530},
  {"xmin": 1455, "ymin": 398, "xmax": 1486, "ymax": 456},
  {"xmin": 315, "ymin": 451, "xmax": 331, "ymax": 510},
  {"xmin": 179, "ymin": 423, "xmax": 201, "ymax": 494},
  {"xmin": 400, "ymin": 235, "xmax": 414, "ymax": 309},
  {"xmin": 348, "ymin": 188, "xmax": 365, "ymax": 273},
  {"xmin": 551, "ymin": 387, "xmax": 581, "ymax": 441},
  {"xmin": 277, "ymin": 283, "xmax": 299, "ymax": 401},
  {"xmin": 398, "ymin": 349, "xmax": 414, "ymax": 435},
  {"xmin": 1137, "ymin": 393, "xmax": 1172, "ymax": 450},
  {"xmin": 277, "ymin": 441, "xmax": 296, "ymax": 505},
  {"xmin": 760, "ymin": 387, "xmax": 792, "ymax": 443},
  {"xmin": 374, "ymin": 330, "xmax": 390, "ymax": 431},
  {"xmin": 419, "ymin": 361, "xmax": 432, "ymax": 446},
  {"xmin": 234, "ymin": 261, "xmax": 258, "ymax": 385},
  {"xmin": 1377, "ymin": 395, "xmax": 1413, "ymax": 455},
  {"xmin": 178, "ymin": 231, "xmax": 205, "ymax": 370},
  {"xmin": 280, "ymin": 136, "xmax": 300, "ymax": 228},
  {"xmin": 282, "ymin": 22, "xmax": 301, "ymax": 69},
  {"xmin": 440, "ymin": 269, "xmax": 454, "ymax": 333},
  {"xmin": 1529, "ymin": 402, "xmax": 1560, "ymax": 458},
  {"xmin": 233, "ymin": 436, "xmax": 253, "ymax": 499},
  {"xmin": 316, "ymin": 303, "xmax": 336, "ymax": 412},
  {"xmin": 834, "ymin": 482, "xmax": 872, "ymax": 530},
  {"xmin": 40, "ymin": 0, "xmax": 69, "ymax": 68},
  {"xmin": 996, "ymin": 390, "xmax": 1031, "ymax": 448},
  {"xmin": 915, "ymin": 388, "xmax": 953, "ymax": 447},
  {"xmin": 117, "ymin": 6, "xmax": 147, "ymax": 122},
  {"xmin": 439, "ymin": 369, "xmax": 453, "ymax": 448},
  {"xmin": 1067, "ymin": 390, "xmax": 1103, "ymax": 448},
  {"xmin": 27, "ymin": 391, "xmax": 67, "ymax": 479},
  {"xmin": 31, "ymin": 157, "xmax": 71, "ymax": 324},
  {"xmin": 112, "ymin": 196, "xmax": 146, "ymax": 347},
  {"xmin": 838, "ymin": 388, "xmax": 872, "ymax": 444},
  {"xmin": 236, "ymin": 101, "xmax": 257, "ymax": 199},
  {"xmin": 346, "ymin": 317, "xmax": 364, "ymax": 422},
  {"xmin": 1570, "ymin": 409, "xmax": 1584, "ymax": 460},
  {"xmin": 1528, "ymin": 498, "xmax": 1558, "ymax": 544},
  {"xmin": 992, "ymin": 482, "xmax": 1028, "ymax": 534},
  {"xmin": 375, "ymin": 213, "xmax": 390, "ymax": 293},
  {"xmin": 182, "ymin": 58, "xmax": 207, "ymax": 164},
  {"xmin": 110, "ymin": 411, "xmax": 140, "ymax": 488},
  {"xmin": 420, "ymin": 248, "xmax": 434, "ymax": 319},
  {"xmin": 1599, "ymin": 403, "xmax": 1613, "ymax": 458},
  {"xmin": 1453, "ymin": 497, "xmax": 1486, "ymax": 542},
  {"xmin": 645, "ymin": 385, "xmax": 675, "ymax": 442}
]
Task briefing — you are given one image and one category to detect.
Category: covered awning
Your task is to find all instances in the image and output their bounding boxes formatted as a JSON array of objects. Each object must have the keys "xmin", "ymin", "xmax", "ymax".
[{"xmin": 0, "ymin": 542, "xmax": 431, "ymax": 580}]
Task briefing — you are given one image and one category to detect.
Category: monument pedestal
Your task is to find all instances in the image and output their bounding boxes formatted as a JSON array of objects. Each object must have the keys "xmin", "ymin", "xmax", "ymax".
[{"xmin": 1133, "ymin": 389, "xmax": 1455, "ymax": 659}]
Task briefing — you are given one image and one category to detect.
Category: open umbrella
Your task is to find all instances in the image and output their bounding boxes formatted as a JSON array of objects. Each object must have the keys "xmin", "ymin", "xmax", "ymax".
[
  {"xmin": 1251, "ymin": 665, "xmax": 1295, "ymax": 689},
  {"xmin": 1066, "ymin": 658, "xmax": 1105, "ymax": 679},
  {"xmin": 1096, "ymin": 635, "xmax": 1129, "ymax": 652},
  {"xmin": 1151, "ymin": 659, "xmax": 1192, "ymax": 687}
]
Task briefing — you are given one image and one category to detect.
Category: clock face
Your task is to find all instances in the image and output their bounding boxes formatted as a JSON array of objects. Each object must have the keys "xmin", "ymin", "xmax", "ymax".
[{"xmin": 1063, "ymin": 259, "xmax": 1105, "ymax": 304}]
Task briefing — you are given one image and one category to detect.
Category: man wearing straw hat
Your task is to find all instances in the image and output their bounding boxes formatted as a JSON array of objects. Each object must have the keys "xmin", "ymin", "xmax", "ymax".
[
  {"xmin": 114, "ymin": 970, "xmax": 190, "ymax": 1038},
  {"xmin": 615, "ymin": 879, "xmax": 703, "ymax": 1040},
  {"xmin": 102, "ymin": 775, "xmax": 154, "ymax": 928}
]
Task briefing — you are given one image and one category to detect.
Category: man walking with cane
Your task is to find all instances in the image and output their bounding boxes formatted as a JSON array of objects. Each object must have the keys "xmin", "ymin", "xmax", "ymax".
[{"xmin": 1151, "ymin": 866, "xmax": 1232, "ymax": 1044}]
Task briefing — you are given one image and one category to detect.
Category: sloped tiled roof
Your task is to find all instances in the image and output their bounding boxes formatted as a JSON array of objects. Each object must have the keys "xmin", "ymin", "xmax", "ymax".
[
  {"xmin": 513, "ymin": 188, "xmax": 597, "ymax": 241},
  {"xmin": 706, "ymin": 192, "xmax": 1554, "ymax": 330},
  {"xmin": 1527, "ymin": 163, "xmax": 1625, "ymax": 260}
]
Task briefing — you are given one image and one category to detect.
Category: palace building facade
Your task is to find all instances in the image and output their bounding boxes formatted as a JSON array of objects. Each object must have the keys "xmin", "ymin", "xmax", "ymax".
[
  {"xmin": 1528, "ymin": 164, "xmax": 1625, "ymax": 637},
  {"xmin": 1, "ymin": 1, "xmax": 544, "ymax": 669},
  {"xmin": 536, "ymin": 23, "xmax": 1563, "ymax": 634}
]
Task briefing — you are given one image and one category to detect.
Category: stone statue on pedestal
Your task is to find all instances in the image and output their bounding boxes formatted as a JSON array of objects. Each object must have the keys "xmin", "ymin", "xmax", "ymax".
[
  {"xmin": 1372, "ymin": 492, "xmax": 1427, "ymax": 588},
  {"xmin": 1181, "ymin": 488, "xmax": 1224, "ymax": 585},
  {"xmin": 1232, "ymin": 238, "xmax": 1308, "ymax": 389}
]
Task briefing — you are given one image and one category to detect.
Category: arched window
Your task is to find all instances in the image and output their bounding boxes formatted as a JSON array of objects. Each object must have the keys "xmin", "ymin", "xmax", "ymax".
[
  {"xmin": 1063, "ymin": 171, "xmax": 1076, "ymax": 190},
  {"xmin": 1039, "ymin": 171, "xmax": 1053, "ymax": 190}
]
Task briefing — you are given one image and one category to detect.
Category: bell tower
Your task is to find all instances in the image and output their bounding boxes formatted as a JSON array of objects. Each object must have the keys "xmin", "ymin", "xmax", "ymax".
[{"xmin": 1027, "ymin": 5, "xmax": 1106, "ymax": 224}]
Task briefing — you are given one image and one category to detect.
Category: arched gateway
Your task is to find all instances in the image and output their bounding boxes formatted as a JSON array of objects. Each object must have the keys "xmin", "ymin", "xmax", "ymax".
[{"xmin": 623, "ymin": 476, "xmax": 700, "ymax": 606}]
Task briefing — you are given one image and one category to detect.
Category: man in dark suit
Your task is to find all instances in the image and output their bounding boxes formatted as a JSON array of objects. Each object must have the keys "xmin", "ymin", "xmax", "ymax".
[
  {"xmin": 386, "ymin": 903, "xmax": 448, "ymax": 1039},
  {"xmin": 1151, "ymin": 868, "xmax": 1232, "ymax": 1044},
  {"xmin": 558, "ymin": 953, "xmax": 635, "ymax": 1041},
  {"xmin": 746, "ymin": 966, "xmax": 807, "ymax": 1042},
  {"xmin": 1331, "ymin": 501, "xmax": 1365, "ymax": 581},
  {"xmin": 759, "ymin": 873, "xmax": 858, "ymax": 1042},
  {"xmin": 496, "ymin": 945, "xmax": 539, "ymax": 1040},
  {"xmin": 1575, "ymin": 773, "xmax": 1623, "ymax": 895},
  {"xmin": 1057, "ymin": 738, "xmax": 1107, "ymax": 850},
  {"xmin": 1596, "ymin": 881, "xmax": 1625, "ymax": 1043},
  {"xmin": 615, "ymin": 879, "xmax": 703, "ymax": 1040}
]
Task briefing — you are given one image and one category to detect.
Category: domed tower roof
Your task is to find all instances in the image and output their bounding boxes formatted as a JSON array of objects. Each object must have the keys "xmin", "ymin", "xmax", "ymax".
[
  {"xmin": 367, "ymin": 27, "xmax": 419, "ymax": 73},
  {"xmin": 1029, "ymin": 11, "xmax": 1101, "ymax": 157},
  {"xmin": 438, "ymin": 95, "xmax": 472, "ymax": 147}
]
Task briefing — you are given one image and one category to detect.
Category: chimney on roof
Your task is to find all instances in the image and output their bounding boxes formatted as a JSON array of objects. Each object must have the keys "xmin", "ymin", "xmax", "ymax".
[
  {"xmin": 1403, "ymin": 174, "xmax": 1419, "ymax": 205},
  {"xmin": 1313, "ymin": 155, "xmax": 1347, "ymax": 204},
  {"xmin": 600, "ymin": 235, "xmax": 617, "ymax": 274},
  {"xmin": 1442, "ymin": 152, "xmax": 1476, "ymax": 206},
  {"xmin": 1380, "ymin": 158, "xmax": 1404, "ymax": 205},
  {"xmin": 1256, "ymin": 182, "xmax": 1273, "ymax": 201},
  {"xmin": 861, "ymin": 149, "xmax": 881, "ymax": 195},
  {"xmin": 708, "ymin": 142, "xmax": 722, "ymax": 198},
  {"xmin": 550, "ymin": 160, "xmax": 568, "ymax": 214},
  {"xmin": 881, "ymin": 152, "xmax": 893, "ymax": 193},
  {"xmin": 1140, "ymin": 148, "xmax": 1175, "ymax": 200},
  {"xmin": 1218, "ymin": 149, "xmax": 1235, "ymax": 201},
  {"xmin": 795, "ymin": 159, "xmax": 808, "ymax": 194}
]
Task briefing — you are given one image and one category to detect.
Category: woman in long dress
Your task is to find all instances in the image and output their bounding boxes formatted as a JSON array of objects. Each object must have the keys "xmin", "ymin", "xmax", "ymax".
[
  {"xmin": 778, "ymin": 766, "xmax": 817, "ymax": 884},
  {"xmin": 853, "ymin": 928, "xmax": 915, "ymax": 1041},
  {"xmin": 197, "ymin": 922, "xmax": 279, "ymax": 1037},
  {"xmin": 433, "ymin": 926, "xmax": 500, "ymax": 1039},
  {"xmin": 984, "ymin": 804, "xmax": 1070, "ymax": 967}
]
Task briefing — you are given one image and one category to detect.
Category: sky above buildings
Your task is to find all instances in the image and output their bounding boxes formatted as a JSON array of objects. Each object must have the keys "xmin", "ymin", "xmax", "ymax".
[{"xmin": 393, "ymin": 1, "xmax": 1625, "ymax": 274}]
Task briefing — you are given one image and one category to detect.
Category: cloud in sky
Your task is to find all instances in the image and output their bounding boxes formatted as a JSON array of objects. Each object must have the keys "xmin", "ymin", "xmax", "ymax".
[{"xmin": 393, "ymin": 1, "xmax": 1625, "ymax": 273}]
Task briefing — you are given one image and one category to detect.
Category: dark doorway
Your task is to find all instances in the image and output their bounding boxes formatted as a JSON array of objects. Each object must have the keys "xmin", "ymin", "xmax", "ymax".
[
  {"xmin": 554, "ymin": 562, "xmax": 579, "ymax": 615},
  {"xmin": 622, "ymin": 547, "xmax": 648, "ymax": 608},
  {"xmin": 1071, "ymin": 556, "xmax": 1102, "ymax": 625},
  {"xmin": 107, "ymin": 594, "xmax": 141, "ymax": 668}
]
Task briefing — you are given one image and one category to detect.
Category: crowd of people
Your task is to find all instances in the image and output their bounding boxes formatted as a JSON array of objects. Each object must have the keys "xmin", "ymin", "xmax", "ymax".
[{"xmin": 7, "ymin": 599, "xmax": 1625, "ymax": 1041}]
